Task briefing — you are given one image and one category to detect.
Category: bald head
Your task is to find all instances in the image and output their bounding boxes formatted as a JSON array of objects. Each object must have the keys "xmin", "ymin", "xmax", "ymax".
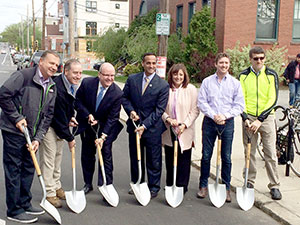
[{"xmin": 98, "ymin": 62, "xmax": 115, "ymax": 88}]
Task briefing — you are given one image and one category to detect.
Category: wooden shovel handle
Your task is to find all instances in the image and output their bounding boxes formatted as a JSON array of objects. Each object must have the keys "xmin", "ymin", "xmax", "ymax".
[
  {"xmin": 97, "ymin": 143, "xmax": 104, "ymax": 167},
  {"xmin": 136, "ymin": 132, "xmax": 141, "ymax": 161},
  {"xmin": 71, "ymin": 147, "xmax": 75, "ymax": 169},
  {"xmin": 30, "ymin": 147, "xmax": 41, "ymax": 176},
  {"xmin": 246, "ymin": 143, "xmax": 251, "ymax": 169},
  {"xmin": 173, "ymin": 140, "xmax": 178, "ymax": 166},
  {"xmin": 217, "ymin": 139, "xmax": 222, "ymax": 166}
]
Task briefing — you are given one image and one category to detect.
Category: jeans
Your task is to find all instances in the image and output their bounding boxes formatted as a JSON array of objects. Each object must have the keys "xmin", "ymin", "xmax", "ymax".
[
  {"xmin": 289, "ymin": 79, "xmax": 300, "ymax": 106},
  {"xmin": 199, "ymin": 117, "xmax": 234, "ymax": 190}
]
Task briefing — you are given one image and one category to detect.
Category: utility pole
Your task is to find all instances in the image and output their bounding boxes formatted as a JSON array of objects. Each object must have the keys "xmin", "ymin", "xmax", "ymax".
[
  {"xmin": 157, "ymin": 0, "xmax": 169, "ymax": 57},
  {"xmin": 42, "ymin": 0, "xmax": 46, "ymax": 50},
  {"xmin": 69, "ymin": 0, "xmax": 75, "ymax": 58},
  {"xmin": 21, "ymin": 16, "xmax": 24, "ymax": 54},
  {"xmin": 27, "ymin": 5, "xmax": 30, "ymax": 55},
  {"xmin": 32, "ymin": 0, "xmax": 36, "ymax": 52}
]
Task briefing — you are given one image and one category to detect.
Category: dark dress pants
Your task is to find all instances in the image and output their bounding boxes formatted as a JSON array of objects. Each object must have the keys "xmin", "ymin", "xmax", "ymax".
[
  {"xmin": 2, "ymin": 130, "xmax": 35, "ymax": 217},
  {"xmin": 129, "ymin": 132, "xmax": 162, "ymax": 193},
  {"xmin": 80, "ymin": 128, "xmax": 114, "ymax": 186}
]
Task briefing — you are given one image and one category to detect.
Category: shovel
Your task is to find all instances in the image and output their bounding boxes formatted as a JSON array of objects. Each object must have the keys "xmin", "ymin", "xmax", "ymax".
[
  {"xmin": 165, "ymin": 127, "xmax": 184, "ymax": 208},
  {"xmin": 208, "ymin": 134, "xmax": 226, "ymax": 208},
  {"xmin": 130, "ymin": 120, "xmax": 151, "ymax": 206},
  {"xmin": 237, "ymin": 133, "xmax": 254, "ymax": 211},
  {"xmin": 22, "ymin": 126, "xmax": 61, "ymax": 224},
  {"xmin": 96, "ymin": 142, "xmax": 119, "ymax": 207},
  {"xmin": 65, "ymin": 145, "xmax": 86, "ymax": 214}
]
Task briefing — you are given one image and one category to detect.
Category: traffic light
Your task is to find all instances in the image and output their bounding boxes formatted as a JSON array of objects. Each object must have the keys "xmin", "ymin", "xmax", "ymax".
[{"xmin": 35, "ymin": 40, "xmax": 39, "ymax": 51}]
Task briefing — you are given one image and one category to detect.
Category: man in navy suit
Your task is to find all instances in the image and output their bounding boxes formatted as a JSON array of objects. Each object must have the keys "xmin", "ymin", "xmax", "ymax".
[
  {"xmin": 122, "ymin": 53, "xmax": 169, "ymax": 198},
  {"xmin": 75, "ymin": 62, "xmax": 123, "ymax": 194}
]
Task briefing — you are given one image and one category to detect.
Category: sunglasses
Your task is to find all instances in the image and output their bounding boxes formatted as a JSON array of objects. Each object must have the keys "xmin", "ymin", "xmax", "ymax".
[{"xmin": 252, "ymin": 57, "xmax": 265, "ymax": 61}]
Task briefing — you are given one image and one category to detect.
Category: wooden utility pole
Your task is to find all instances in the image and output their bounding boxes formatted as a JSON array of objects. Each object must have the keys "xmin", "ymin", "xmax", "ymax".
[
  {"xmin": 69, "ymin": 0, "xmax": 75, "ymax": 58},
  {"xmin": 157, "ymin": 0, "xmax": 169, "ymax": 57},
  {"xmin": 21, "ymin": 16, "xmax": 24, "ymax": 54},
  {"xmin": 42, "ymin": 0, "xmax": 46, "ymax": 50},
  {"xmin": 27, "ymin": 5, "xmax": 30, "ymax": 55},
  {"xmin": 32, "ymin": 0, "xmax": 36, "ymax": 52}
]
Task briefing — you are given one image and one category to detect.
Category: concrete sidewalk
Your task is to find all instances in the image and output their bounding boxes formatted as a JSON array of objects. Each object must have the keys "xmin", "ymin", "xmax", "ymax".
[{"xmin": 111, "ymin": 79, "xmax": 299, "ymax": 225}]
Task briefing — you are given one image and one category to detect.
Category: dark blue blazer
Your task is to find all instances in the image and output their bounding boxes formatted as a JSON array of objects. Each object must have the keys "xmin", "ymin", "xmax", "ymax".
[
  {"xmin": 122, "ymin": 72, "xmax": 169, "ymax": 137},
  {"xmin": 75, "ymin": 77, "xmax": 123, "ymax": 143}
]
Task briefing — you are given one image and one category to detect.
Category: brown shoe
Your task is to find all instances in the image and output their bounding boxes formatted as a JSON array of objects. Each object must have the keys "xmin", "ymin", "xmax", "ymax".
[
  {"xmin": 46, "ymin": 196, "xmax": 62, "ymax": 208},
  {"xmin": 226, "ymin": 190, "xmax": 231, "ymax": 203},
  {"xmin": 197, "ymin": 187, "xmax": 208, "ymax": 199},
  {"xmin": 56, "ymin": 188, "xmax": 66, "ymax": 200}
]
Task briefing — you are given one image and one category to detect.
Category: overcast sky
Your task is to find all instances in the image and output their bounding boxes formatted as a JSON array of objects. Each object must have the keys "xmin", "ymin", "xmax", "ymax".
[{"xmin": 0, "ymin": 0, "xmax": 58, "ymax": 33}]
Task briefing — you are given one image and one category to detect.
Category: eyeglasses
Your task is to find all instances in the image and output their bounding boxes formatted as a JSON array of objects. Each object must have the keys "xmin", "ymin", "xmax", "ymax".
[
  {"xmin": 101, "ymin": 73, "xmax": 115, "ymax": 78},
  {"xmin": 252, "ymin": 57, "xmax": 265, "ymax": 61}
]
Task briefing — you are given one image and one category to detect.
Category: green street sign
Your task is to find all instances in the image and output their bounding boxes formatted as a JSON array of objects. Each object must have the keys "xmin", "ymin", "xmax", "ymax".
[{"xmin": 156, "ymin": 13, "xmax": 170, "ymax": 36}]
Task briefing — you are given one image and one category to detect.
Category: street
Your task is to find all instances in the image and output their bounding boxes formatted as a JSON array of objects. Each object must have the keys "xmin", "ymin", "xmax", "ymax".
[{"xmin": 0, "ymin": 54, "xmax": 280, "ymax": 225}]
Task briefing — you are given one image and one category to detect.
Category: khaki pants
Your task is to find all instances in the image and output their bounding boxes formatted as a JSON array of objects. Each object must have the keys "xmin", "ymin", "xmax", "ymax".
[
  {"xmin": 242, "ymin": 115, "xmax": 280, "ymax": 189},
  {"xmin": 39, "ymin": 127, "xmax": 64, "ymax": 197}
]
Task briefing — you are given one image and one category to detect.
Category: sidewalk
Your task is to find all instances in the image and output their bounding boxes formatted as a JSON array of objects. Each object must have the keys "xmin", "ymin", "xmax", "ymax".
[{"xmin": 113, "ymin": 79, "xmax": 299, "ymax": 225}]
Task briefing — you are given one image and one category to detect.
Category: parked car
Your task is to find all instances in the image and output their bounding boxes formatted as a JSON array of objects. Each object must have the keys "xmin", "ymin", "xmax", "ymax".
[
  {"xmin": 29, "ymin": 51, "xmax": 63, "ymax": 73},
  {"xmin": 17, "ymin": 55, "xmax": 30, "ymax": 70},
  {"xmin": 1, "ymin": 50, "xmax": 6, "ymax": 54},
  {"xmin": 93, "ymin": 61, "xmax": 104, "ymax": 71},
  {"xmin": 12, "ymin": 53, "xmax": 23, "ymax": 64}
]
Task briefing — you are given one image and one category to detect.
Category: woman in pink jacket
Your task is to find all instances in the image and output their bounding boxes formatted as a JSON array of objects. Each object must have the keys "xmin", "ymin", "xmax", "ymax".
[{"xmin": 162, "ymin": 63, "xmax": 200, "ymax": 193}]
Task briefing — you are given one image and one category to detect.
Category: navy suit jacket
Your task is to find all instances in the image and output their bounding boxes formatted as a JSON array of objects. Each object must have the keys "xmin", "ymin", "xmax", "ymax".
[
  {"xmin": 122, "ymin": 72, "xmax": 169, "ymax": 137},
  {"xmin": 75, "ymin": 77, "xmax": 123, "ymax": 143}
]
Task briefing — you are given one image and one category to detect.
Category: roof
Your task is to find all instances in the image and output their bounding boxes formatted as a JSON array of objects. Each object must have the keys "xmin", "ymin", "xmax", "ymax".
[{"xmin": 46, "ymin": 24, "xmax": 63, "ymax": 36}]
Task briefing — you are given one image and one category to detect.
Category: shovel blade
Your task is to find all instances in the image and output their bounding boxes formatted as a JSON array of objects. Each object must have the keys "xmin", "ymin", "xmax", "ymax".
[
  {"xmin": 165, "ymin": 185, "xmax": 184, "ymax": 208},
  {"xmin": 99, "ymin": 184, "xmax": 119, "ymax": 207},
  {"xmin": 65, "ymin": 190, "xmax": 86, "ymax": 214},
  {"xmin": 130, "ymin": 182, "xmax": 151, "ymax": 206},
  {"xmin": 40, "ymin": 199, "xmax": 61, "ymax": 224},
  {"xmin": 236, "ymin": 187, "xmax": 255, "ymax": 211},
  {"xmin": 208, "ymin": 183, "xmax": 226, "ymax": 208}
]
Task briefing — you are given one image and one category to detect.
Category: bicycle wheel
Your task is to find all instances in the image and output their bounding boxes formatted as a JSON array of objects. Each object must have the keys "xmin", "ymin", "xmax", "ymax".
[{"xmin": 288, "ymin": 132, "xmax": 300, "ymax": 177}]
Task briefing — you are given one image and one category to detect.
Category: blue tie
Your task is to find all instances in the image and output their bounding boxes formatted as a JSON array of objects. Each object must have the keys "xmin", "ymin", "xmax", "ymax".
[
  {"xmin": 70, "ymin": 85, "xmax": 75, "ymax": 95},
  {"xmin": 95, "ymin": 86, "xmax": 105, "ymax": 111}
]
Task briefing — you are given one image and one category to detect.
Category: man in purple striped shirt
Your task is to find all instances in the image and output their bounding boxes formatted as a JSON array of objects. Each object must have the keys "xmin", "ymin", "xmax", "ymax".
[{"xmin": 196, "ymin": 53, "xmax": 244, "ymax": 203}]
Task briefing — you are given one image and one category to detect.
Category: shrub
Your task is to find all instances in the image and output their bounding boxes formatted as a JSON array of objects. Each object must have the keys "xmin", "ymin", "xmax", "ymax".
[
  {"xmin": 123, "ymin": 63, "xmax": 142, "ymax": 76},
  {"xmin": 167, "ymin": 31, "xmax": 185, "ymax": 65}
]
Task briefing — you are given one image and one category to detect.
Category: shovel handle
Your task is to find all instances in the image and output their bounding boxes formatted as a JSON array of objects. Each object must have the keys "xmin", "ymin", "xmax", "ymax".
[
  {"xmin": 71, "ymin": 146, "xmax": 75, "ymax": 169},
  {"xmin": 30, "ymin": 148, "xmax": 41, "ymax": 176},
  {"xmin": 246, "ymin": 143, "xmax": 251, "ymax": 169},
  {"xmin": 173, "ymin": 140, "xmax": 178, "ymax": 166},
  {"xmin": 136, "ymin": 132, "xmax": 141, "ymax": 161},
  {"xmin": 97, "ymin": 143, "xmax": 104, "ymax": 167},
  {"xmin": 217, "ymin": 139, "xmax": 221, "ymax": 166}
]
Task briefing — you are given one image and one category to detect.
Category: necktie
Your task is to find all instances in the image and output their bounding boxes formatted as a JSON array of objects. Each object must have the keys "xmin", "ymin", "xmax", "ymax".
[
  {"xmin": 142, "ymin": 77, "xmax": 149, "ymax": 95},
  {"xmin": 95, "ymin": 86, "xmax": 105, "ymax": 111},
  {"xmin": 70, "ymin": 85, "xmax": 75, "ymax": 95}
]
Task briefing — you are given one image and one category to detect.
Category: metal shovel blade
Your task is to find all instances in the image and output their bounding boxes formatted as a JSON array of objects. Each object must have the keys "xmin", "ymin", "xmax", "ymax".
[
  {"xmin": 236, "ymin": 187, "xmax": 254, "ymax": 211},
  {"xmin": 130, "ymin": 182, "xmax": 151, "ymax": 206},
  {"xmin": 40, "ymin": 198, "xmax": 62, "ymax": 224},
  {"xmin": 208, "ymin": 183, "xmax": 226, "ymax": 208},
  {"xmin": 165, "ymin": 185, "xmax": 184, "ymax": 208},
  {"xmin": 99, "ymin": 184, "xmax": 119, "ymax": 207},
  {"xmin": 65, "ymin": 190, "xmax": 86, "ymax": 214}
]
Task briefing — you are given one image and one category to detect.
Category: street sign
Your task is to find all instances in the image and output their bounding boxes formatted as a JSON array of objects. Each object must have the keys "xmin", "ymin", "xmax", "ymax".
[
  {"xmin": 156, "ymin": 56, "xmax": 167, "ymax": 78},
  {"xmin": 156, "ymin": 13, "xmax": 170, "ymax": 36}
]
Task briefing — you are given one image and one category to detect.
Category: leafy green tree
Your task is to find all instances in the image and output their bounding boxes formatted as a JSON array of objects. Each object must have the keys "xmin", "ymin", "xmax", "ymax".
[
  {"xmin": 184, "ymin": 6, "xmax": 218, "ymax": 80},
  {"xmin": 93, "ymin": 27, "xmax": 127, "ymax": 63},
  {"xmin": 167, "ymin": 31, "xmax": 185, "ymax": 65}
]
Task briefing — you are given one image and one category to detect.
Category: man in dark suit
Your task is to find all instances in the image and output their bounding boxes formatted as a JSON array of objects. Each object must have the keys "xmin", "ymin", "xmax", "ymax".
[
  {"xmin": 75, "ymin": 62, "xmax": 123, "ymax": 194},
  {"xmin": 122, "ymin": 53, "xmax": 169, "ymax": 198}
]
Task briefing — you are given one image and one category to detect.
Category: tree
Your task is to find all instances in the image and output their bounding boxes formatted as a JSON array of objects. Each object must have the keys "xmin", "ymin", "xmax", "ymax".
[{"xmin": 184, "ymin": 7, "xmax": 218, "ymax": 81}]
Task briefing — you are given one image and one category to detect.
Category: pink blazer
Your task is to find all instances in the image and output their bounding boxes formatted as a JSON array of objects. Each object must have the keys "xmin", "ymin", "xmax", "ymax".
[{"xmin": 162, "ymin": 83, "xmax": 200, "ymax": 151}]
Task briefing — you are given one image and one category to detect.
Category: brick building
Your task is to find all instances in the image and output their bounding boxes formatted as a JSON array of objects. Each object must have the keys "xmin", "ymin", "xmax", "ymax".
[{"xmin": 129, "ymin": 0, "xmax": 300, "ymax": 59}]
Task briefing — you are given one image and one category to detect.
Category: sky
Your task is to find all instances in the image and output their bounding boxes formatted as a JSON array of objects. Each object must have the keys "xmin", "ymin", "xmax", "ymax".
[{"xmin": 0, "ymin": 0, "xmax": 58, "ymax": 33}]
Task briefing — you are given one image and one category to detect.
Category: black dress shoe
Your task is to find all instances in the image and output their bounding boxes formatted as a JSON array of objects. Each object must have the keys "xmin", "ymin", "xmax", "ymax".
[
  {"xmin": 270, "ymin": 188, "xmax": 282, "ymax": 200},
  {"xmin": 82, "ymin": 184, "xmax": 93, "ymax": 194},
  {"xmin": 150, "ymin": 191, "xmax": 158, "ymax": 199}
]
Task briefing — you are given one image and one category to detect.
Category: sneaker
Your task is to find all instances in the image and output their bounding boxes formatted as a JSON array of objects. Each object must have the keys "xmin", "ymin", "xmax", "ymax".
[
  {"xmin": 7, "ymin": 212, "xmax": 38, "ymax": 224},
  {"xmin": 270, "ymin": 188, "xmax": 282, "ymax": 200},
  {"xmin": 56, "ymin": 188, "xmax": 66, "ymax": 200},
  {"xmin": 46, "ymin": 196, "xmax": 62, "ymax": 208},
  {"xmin": 25, "ymin": 206, "xmax": 45, "ymax": 215}
]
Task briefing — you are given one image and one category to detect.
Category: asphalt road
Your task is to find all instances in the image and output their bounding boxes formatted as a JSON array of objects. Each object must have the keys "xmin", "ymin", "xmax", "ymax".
[{"xmin": 0, "ymin": 53, "xmax": 280, "ymax": 225}]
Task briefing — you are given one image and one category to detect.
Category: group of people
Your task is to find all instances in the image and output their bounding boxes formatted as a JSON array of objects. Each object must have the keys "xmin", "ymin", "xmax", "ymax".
[{"xmin": 0, "ymin": 47, "xmax": 286, "ymax": 224}]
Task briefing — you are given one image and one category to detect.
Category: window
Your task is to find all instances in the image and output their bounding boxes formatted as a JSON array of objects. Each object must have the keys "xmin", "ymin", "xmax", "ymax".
[
  {"xmin": 86, "ymin": 22, "xmax": 97, "ymax": 36},
  {"xmin": 188, "ymin": 2, "xmax": 196, "ymax": 28},
  {"xmin": 115, "ymin": 3, "xmax": 120, "ymax": 9},
  {"xmin": 176, "ymin": 5, "xmax": 183, "ymax": 32},
  {"xmin": 293, "ymin": 0, "xmax": 300, "ymax": 40},
  {"xmin": 202, "ymin": 0, "xmax": 211, "ymax": 7},
  {"xmin": 139, "ymin": 0, "xmax": 147, "ymax": 16},
  {"xmin": 256, "ymin": 0, "xmax": 279, "ymax": 40},
  {"xmin": 115, "ymin": 23, "xmax": 120, "ymax": 28},
  {"xmin": 86, "ymin": 1, "xmax": 97, "ymax": 13}
]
